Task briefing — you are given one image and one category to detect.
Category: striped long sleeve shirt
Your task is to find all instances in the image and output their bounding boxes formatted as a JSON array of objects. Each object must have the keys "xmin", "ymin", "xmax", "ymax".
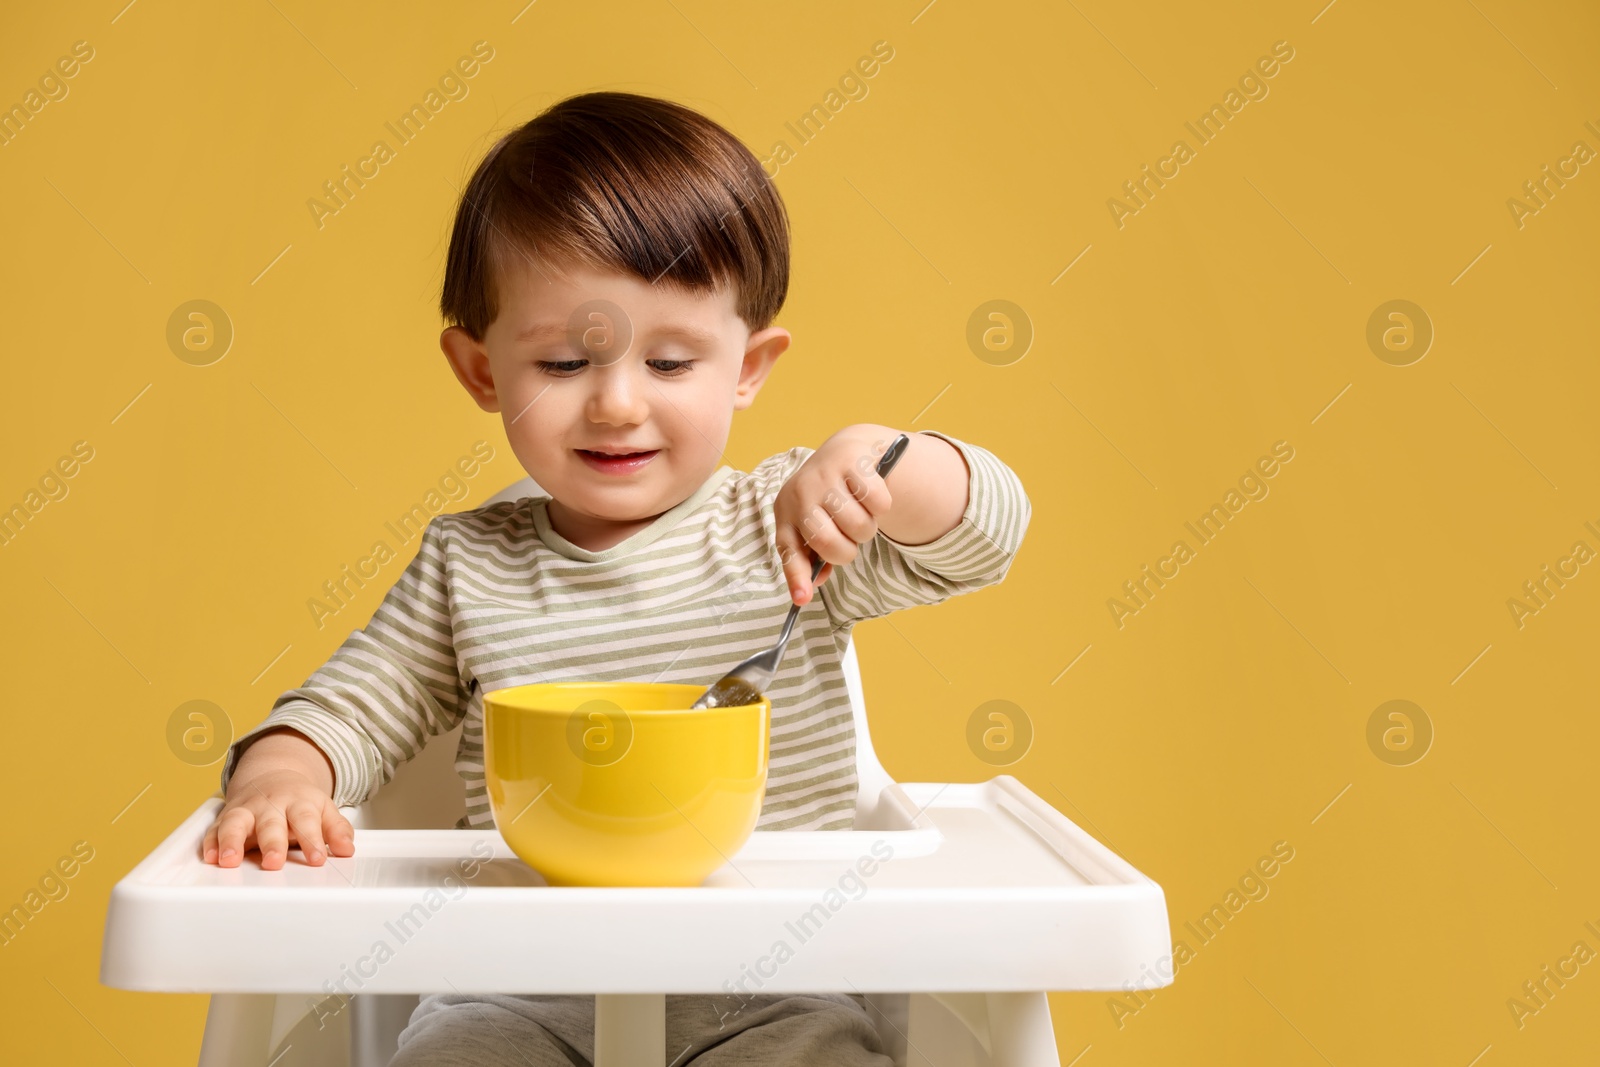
[{"xmin": 219, "ymin": 429, "xmax": 1032, "ymax": 832}]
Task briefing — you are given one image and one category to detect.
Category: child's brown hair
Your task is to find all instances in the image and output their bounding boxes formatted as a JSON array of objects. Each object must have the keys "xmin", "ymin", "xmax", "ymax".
[{"xmin": 440, "ymin": 91, "xmax": 790, "ymax": 342}]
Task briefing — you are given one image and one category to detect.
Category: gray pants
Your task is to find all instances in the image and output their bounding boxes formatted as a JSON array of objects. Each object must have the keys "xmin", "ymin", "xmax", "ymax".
[{"xmin": 390, "ymin": 991, "xmax": 894, "ymax": 1066}]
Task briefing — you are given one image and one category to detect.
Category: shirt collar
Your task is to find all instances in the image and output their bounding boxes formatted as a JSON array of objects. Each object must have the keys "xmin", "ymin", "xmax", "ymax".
[{"xmin": 529, "ymin": 466, "xmax": 734, "ymax": 562}]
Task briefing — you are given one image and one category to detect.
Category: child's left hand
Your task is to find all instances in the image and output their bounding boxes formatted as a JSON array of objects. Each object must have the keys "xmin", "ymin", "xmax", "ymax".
[{"xmin": 773, "ymin": 426, "xmax": 897, "ymax": 607}]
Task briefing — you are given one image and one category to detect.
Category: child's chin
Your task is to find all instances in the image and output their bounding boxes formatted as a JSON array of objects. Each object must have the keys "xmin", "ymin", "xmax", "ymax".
[{"xmin": 571, "ymin": 487, "xmax": 673, "ymax": 518}]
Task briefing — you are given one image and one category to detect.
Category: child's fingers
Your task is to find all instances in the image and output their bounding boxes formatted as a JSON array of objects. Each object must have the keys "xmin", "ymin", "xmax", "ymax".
[
  {"xmin": 253, "ymin": 804, "xmax": 289, "ymax": 871},
  {"xmin": 323, "ymin": 803, "xmax": 356, "ymax": 858},
  {"xmin": 202, "ymin": 821, "xmax": 219, "ymax": 865},
  {"xmin": 214, "ymin": 805, "xmax": 256, "ymax": 868},
  {"xmin": 823, "ymin": 489, "xmax": 877, "ymax": 546},
  {"xmin": 795, "ymin": 509, "xmax": 859, "ymax": 571},
  {"xmin": 286, "ymin": 799, "xmax": 328, "ymax": 865},
  {"xmin": 775, "ymin": 526, "xmax": 817, "ymax": 604},
  {"xmin": 843, "ymin": 465, "xmax": 892, "ymax": 518}
]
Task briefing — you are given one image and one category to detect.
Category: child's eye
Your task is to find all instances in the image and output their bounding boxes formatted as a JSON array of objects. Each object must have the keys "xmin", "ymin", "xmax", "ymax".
[{"xmin": 534, "ymin": 359, "xmax": 696, "ymax": 377}]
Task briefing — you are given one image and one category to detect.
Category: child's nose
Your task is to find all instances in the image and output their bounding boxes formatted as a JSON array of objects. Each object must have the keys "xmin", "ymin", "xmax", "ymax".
[{"xmin": 584, "ymin": 365, "xmax": 651, "ymax": 424}]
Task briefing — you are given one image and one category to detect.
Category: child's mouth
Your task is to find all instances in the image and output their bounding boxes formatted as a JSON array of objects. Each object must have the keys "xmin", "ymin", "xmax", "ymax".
[{"xmin": 577, "ymin": 449, "xmax": 660, "ymax": 474}]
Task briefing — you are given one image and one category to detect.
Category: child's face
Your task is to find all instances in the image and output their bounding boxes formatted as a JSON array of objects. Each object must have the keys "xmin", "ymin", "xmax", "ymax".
[{"xmin": 441, "ymin": 256, "xmax": 789, "ymax": 546}]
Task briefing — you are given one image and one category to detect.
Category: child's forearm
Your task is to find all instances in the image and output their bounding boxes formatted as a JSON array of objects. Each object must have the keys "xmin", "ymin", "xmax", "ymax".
[
  {"xmin": 228, "ymin": 727, "xmax": 336, "ymax": 798},
  {"xmin": 839, "ymin": 425, "xmax": 970, "ymax": 546}
]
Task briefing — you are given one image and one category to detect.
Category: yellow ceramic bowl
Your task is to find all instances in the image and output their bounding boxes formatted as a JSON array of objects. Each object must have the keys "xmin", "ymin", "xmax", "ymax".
[{"xmin": 483, "ymin": 682, "xmax": 770, "ymax": 887}]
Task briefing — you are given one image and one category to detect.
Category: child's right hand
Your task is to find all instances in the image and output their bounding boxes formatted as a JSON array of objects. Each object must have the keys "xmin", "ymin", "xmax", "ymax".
[{"xmin": 202, "ymin": 728, "xmax": 355, "ymax": 871}]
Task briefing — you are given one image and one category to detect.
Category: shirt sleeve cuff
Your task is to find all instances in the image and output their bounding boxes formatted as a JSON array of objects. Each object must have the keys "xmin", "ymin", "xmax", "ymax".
[{"xmin": 218, "ymin": 704, "xmax": 379, "ymax": 809}]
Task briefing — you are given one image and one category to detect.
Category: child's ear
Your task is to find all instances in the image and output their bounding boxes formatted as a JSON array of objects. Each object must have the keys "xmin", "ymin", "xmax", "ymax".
[
  {"xmin": 440, "ymin": 326, "xmax": 500, "ymax": 413},
  {"xmin": 734, "ymin": 326, "xmax": 790, "ymax": 411}
]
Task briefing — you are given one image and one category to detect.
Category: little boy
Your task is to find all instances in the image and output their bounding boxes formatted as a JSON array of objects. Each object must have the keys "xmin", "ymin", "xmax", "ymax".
[{"xmin": 206, "ymin": 90, "xmax": 1031, "ymax": 1066}]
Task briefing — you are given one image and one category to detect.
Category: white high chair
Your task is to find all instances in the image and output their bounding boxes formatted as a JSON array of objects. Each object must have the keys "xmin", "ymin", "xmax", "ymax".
[{"xmin": 100, "ymin": 479, "xmax": 1174, "ymax": 1067}]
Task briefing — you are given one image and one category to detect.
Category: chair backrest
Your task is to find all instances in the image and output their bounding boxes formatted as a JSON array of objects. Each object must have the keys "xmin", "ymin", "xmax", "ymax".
[{"xmin": 353, "ymin": 478, "xmax": 894, "ymax": 830}]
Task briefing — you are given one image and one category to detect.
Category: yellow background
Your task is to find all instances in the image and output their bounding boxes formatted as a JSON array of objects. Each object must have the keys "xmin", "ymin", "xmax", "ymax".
[{"xmin": 3, "ymin": 1, "xmax": 1597, "ymax": 1063}]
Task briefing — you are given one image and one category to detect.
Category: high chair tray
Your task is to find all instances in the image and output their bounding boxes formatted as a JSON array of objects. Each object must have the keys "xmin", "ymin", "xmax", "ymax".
[{"xmin": 100, "ymin": 775, "xmax": 1171, "ymax": 995}]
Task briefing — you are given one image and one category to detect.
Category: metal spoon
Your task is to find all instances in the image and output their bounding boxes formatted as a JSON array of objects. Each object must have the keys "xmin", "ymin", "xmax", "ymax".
[{"xmin": 690, "ymin": 433, "xmax": 912, "ymax": 710}]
